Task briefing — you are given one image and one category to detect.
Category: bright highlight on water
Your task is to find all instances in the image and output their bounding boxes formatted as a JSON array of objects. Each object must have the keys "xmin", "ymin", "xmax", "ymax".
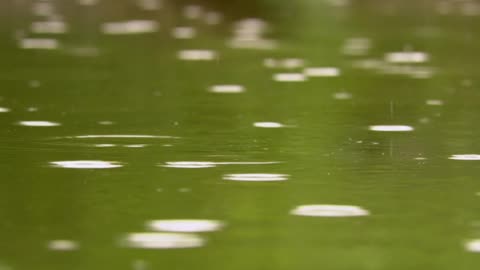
[
  {"xmin": 223, "ymin": 173, "xmax": 289, "ymax": 182},
  {"xmin": 290, "ymin": 205, "xmax": 370, "ymax": 217},
  {"xmin": 368, "ymin": 125, "xmax": 414, "ymax": 132},
  {"xmin": 147, "ymin": 220, "xmax": 224, "ymax": 232},
  {"xmin": 50, "ymin": 160, "xmax": 123, "ymax": 169},
  {"xmin": 123, "ymin": 232, "xmax": 205, "ymax": 249}
]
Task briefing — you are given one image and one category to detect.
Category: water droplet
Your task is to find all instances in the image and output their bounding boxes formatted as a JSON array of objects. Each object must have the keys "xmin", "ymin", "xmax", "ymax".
[
  {"xmin": 290, "ymin": 205, "xmax": 370, "ymax": 217},
  {"xmin": 368, "ymin": 125, "xmax": 414, "ymax": 132},
  {"xmin": 122, "ymin": 232, "xmax": 205, "ymax": 249},
  {"xmin": 50, "ymin": 160, "xmax": 123, "ymax": 169},
  {"xmin": 147, "ymin": 220, "xmax": 224, "ymax": 232},
  {"xmin": 223, "ymin": 173, "xmax": 289, "ymax": 182},
  {"xmin": 47, "ymin": 240, "xmax": 79, "ymax": 251},
  {"xmin": 208, "ymin": 85, "xmax": 245, "ymax": 94},
  {"xmin": 449, "ymin": 154, "xmax": 480, "ymax": 161},
  {"xmin": 18, "ymin": 121, "xmax": 60, "ymax": 127}
]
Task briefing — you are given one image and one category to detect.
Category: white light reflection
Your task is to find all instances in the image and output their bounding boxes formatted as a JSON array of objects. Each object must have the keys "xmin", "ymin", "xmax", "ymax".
[
  {"xmin": 385, "ymin": 52, "xmax": 429, "ymax": 63},
  {"xmin": 449, "ymin": 154, "xmax": 480, "ymax": 161},
  {"xmin": 147, "ymin": 220, "xmax": 224, "ymax": 232},
  {"xmin": 466, "ymin": 239, "xmax": 480, "ymax": 252},
  {"xmin": 161, "ymin": 161, "xmax": 280, "ymax": 168},
  {"xmin": 47, "ymin": 240, "xmax": 79, "ymax": 251},
  {"xmin": 172, "ymin": 27, "xmax": 196, "ymax": 39},
  {"xmin": 66, "ymin": 134, "xmax": 177, "ymax": 139},
  {"xmin": 426, "ymin": 99, "xmax": 444, "ymax": 106},
  {"xmin": 102, "ymin": 20, "xmax": 159, "ymax": 35},
  {"xmin": 18, "ymin": 121, "xmax": 60, "ymax": 127},
  {"xmin": 50, "ymin": 160, "xmax": 123, "ymax": 169},
  {"xmin": 31, "ymin": 21, "xmax": 67, "ymax": 34},
  {"xmin": 368, "ymin": 125, "xmax": 414, "ymax": 132},
  {"xmin": 20, "ymin": 38, "xmax": 59, "ymax": 50},
  {"xmin": 273, "ymin": 73, "xmax": 306, "ymax": 82},
  {"xmin": 290, "ymin": 204, "xmax": 370, "ymax": 217},
  {"xmin": 253, "ymin": 122, "xmax": 286, "ymax": 128},
  {"xmin": 162, "ymin": 161, "xmax": 216, "ymax": 168},
  {"xmin": 0, "ymin": 107, "xmax": 10, "ymax": 113},
  {"xmin": 304, "ymin": 67, "xmax": 340, "ymax": 77},
  {"xmin": 208, "ymin": 85, "xmax": 245, "ymax": 94},
  {"xmin": 223, "ymin": 173, "xmax": 289, "ymax": 182},
  {"xmin": 123, "ymin": 232, "xmax": 205, "ymax": 249},
  {"xmin": 333, "ymin": 92, "xmax": 352, "ymax": 100},
  {"xmin": 178, "ymin": 50, "xmax": 217, "ymax": 61}
]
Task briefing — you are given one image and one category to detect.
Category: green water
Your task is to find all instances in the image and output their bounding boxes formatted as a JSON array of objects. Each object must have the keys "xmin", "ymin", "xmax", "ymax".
[{"xmin": 1, "ymin": 0, "xmax": 480, "ymax": 269}]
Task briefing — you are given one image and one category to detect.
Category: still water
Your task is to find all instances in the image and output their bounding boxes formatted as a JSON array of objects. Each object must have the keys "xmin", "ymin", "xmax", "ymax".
[{"xmin": 1, "ymin": 0, "xmax": 480, "ymax": 269}]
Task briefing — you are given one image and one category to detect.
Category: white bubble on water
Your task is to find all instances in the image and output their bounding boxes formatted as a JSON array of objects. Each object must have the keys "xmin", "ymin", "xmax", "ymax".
[
  {"xmin": 290, "ymin": 204, "xmax": 370, "ymax": 217},
  {"xmin": 304, "ymin": 67, "xmax": 340, "ymax": 77},
  {"xmin": 19, "ymin": 38, "xmax": 59, "ymax": 50},
  {"xmin": 0, "ymin": 107, "xmax": 10, "ymax": 113},
  {"xmin": 465, "ymin": 239, "xmax": 480, "ymax": 252},
  {"xmin": 426, "ymin": 99, "xmax": 444, "ymax": 106},
  {"xmin": 253, "ymin": 122, "xmax": 286, "ymax": 128},
  {"xmin": 273, "ymin": 73, "xmax": 306, "ymax": 82},
  {"xmin": 385, "ymin": 52, "xmax": 429, "ymax": 63},
  {"xmin": 449, "ymin": 154, "xmax": 480, "ymax": 161},
  {"xmin": 368, "ymin": 125, "xmax": 414, "ymax": 132},
  {"xmin": 18, "ymin": 121, "xmax": 60, "ymax": 127},
  {"xmin": 178, "ymin": 50, "xmax": 217, "ymax": 61},
  {"xmin": 172, "ymin": 27, "xmax": 196, "ymax": 39},
  {"xmin": 333, "ymin": 92, "xmax": 352, "ymax": 100},
  {"xmin": 223, "ymin": 173, "xmax": 289, "ymax": 182},
  {"xmin": 147, "ymin": 219, "xmax": 224, "ymax": 232},
  {"xmin": 101, "ymin": 20, "xmax": 159, "ymax": 34},
  {"xmin": 50, "ymin": 160, "xmax": 123, "ymax": 169},
  {"xmin": 31, "ymin": 21, "xmax": 67, "ymax": 34},
  {"xmin": 123, "ymin": 232, "xmax": 205, "ymax": 249},
  {"xmin": 47, "ymin": 240, "xmax": 79, "ymax": 251},
  {"xmin": 208, "ymin": 85, "xmax": 245, "ymax": 94}
]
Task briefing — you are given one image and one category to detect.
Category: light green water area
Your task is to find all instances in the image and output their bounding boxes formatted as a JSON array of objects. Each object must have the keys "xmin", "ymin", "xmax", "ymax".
[{"xmin": 1, "ymin": 0, "xmax": 480, "ymax": 269}]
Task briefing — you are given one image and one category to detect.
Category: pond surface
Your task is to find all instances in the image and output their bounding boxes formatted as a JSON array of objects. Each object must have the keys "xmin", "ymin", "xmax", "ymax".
[{"xmin": 1, "ymin": 0, "xmax": 480, "ymax": 269}]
